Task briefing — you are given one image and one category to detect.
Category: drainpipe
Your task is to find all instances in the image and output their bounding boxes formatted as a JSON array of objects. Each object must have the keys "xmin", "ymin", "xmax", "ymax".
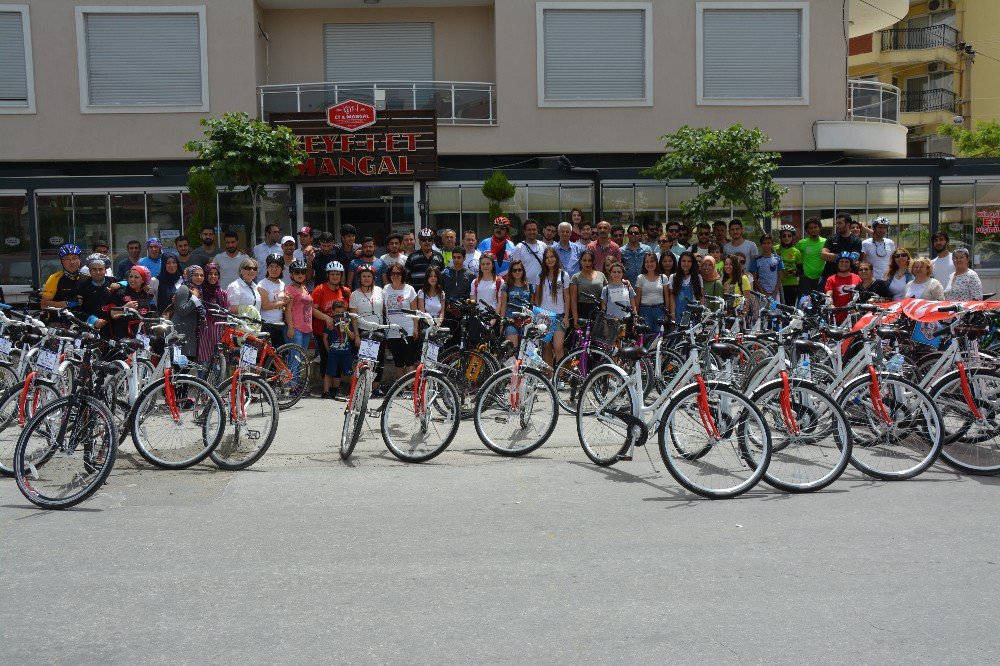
[
  {"xmin": 557, "ymin": 156, "xmax": 602, "ymax": 221},
  {"xmin": 27, "ymin": 187, "xmax": 39, "ymax": 289}
]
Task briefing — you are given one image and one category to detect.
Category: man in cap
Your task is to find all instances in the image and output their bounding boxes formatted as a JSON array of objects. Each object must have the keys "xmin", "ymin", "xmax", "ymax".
[
  {"xmin": 860, "ymin": 217, "xmax": 895, "ymax": 280},
  {"xmin": 476, "ymin": 217, "xmax": 517, "ymax": 276},
  {"xmin": 404, "ymin": 228, "xmax": 445, "ymax": 286},
  {"xmin": 138, "ymin": 237, "xmax": 165, "ymax": 278}
]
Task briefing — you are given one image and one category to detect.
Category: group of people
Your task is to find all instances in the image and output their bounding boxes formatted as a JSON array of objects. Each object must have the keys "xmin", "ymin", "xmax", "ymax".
[{"xmin": 41, "ymin": 210, "xmax": 989, "ymax": 401}]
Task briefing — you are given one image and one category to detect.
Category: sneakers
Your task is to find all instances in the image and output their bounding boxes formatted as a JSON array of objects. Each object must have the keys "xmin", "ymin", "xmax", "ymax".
[
  {"xmin": 323, "ymin": 389, "xmax": 338, "ymax": 400},
  {"xmin": 371, "ymin": 386, "xmax": 386, "ymax": 398}
]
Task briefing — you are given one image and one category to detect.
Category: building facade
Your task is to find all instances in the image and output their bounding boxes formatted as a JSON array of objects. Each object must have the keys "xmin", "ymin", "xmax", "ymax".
[{"xmin": 2, "ymin": 0, "xmax": 1000, "ymax": 296}]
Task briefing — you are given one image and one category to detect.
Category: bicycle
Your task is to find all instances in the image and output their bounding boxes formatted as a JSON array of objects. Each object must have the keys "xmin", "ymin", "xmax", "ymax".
[{"xmin": 339, "ymin": 312, "xmax": 397, "ymax": 461}]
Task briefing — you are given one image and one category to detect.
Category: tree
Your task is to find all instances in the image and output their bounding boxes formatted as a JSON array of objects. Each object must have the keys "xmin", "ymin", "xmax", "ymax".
[
  {"xmin": 184, "ymin": 112, "xmax": 305, "ymax": 245},
  {"xmin": 643, "ymin": 124, "xmax": 785, "ymax": 226},
  {"xmin": 938, "ymin": 120, "xmax": 1000, "ymax": 158},
  {"xmin": 481, "ymin": 170, "xmax": 516, "ymax": 221},
  {"xmin": 185, "ymin": 171, "xmax": 216, "ymax": 247}
]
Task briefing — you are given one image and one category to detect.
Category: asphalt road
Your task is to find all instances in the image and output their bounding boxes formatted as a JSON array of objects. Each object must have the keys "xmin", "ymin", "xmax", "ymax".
[{"xmin": 2, "ymin": 397, "xmax": 998, "ymax": 664}]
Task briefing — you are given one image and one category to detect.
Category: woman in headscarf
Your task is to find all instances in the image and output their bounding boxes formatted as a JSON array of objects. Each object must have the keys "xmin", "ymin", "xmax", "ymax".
[
  {"xmin": 172, "ymin": 265, "xmax": 205, "ymax": 360},
  {"xmin": 156, "ymin": 255, "xmax": 182, "ymax": 310},
  {"xmin": 109, "ymin": 265, "xmax": 156, "ymax": 339},
  {"xmin": 701, "ymin": 255, "xmax": 724, "ymax": 310},
  {"xmin": 198, "ymin": 262, "xmax": 231, "ymax": 364}
]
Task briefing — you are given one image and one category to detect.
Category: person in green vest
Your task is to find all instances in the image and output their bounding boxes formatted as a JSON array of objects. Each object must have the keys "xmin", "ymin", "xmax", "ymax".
[
  {"xmin": 795, "ymin": 217, "xmax": 827, "ymax": 303},
  {"xmin": 777, "ymin": 224, "xmax": 803, "ymax": 305}
]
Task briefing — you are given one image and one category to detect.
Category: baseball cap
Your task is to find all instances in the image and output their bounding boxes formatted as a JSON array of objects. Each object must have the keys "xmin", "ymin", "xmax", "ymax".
[
  {"xmin": 280, "ymin": 235, "xmax": 296, "ymax": 245},
  {"xmin": 298, "ymin": 226, "xmax": 312, "ymax": 236}
]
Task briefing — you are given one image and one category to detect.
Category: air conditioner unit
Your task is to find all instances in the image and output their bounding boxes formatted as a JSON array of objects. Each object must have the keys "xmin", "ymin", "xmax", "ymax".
[
  {"xmin": 928, "ymin": 0, "xmax": 952, "ymax": 13},
  {"xmin": 927, "ymin": 61, "xmax": 943, "ymax": 73}
]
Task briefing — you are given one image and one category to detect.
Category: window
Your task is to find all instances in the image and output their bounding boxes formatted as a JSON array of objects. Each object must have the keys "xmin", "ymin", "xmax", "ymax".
[
  {"xmin": 324, "ymin": 23, "xmax": 434, "ymax": 82},
  {"xmin": 75, "ymin": 6, "xmax": 208, "ymax": 113},
  {"xmin": 536, "ymin": 3, "xmax": 652, "ymax": 107},
  {"xmin": 697, "ymin": 2, "xmax": 808, "ymax": 105},
  {"xmin": 0, "ymin": 5, "xmax": 34, "ymax": 113}
]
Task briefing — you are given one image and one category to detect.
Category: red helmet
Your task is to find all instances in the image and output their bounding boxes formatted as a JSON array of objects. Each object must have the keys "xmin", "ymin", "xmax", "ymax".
[{"xmin": 493, "ymin": 217, "xmax": 510, "ymax": 228}]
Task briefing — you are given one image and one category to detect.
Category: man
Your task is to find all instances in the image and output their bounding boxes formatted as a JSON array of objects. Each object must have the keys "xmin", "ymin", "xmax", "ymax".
[
  {"xmin": 620, "ymin": 223, "xmax": 652, "ymax": 283},
  {"xmin": 173, "ymin": 236, "xmax": 195, "ymax": 271},
  {"xmin": 41, "ymin": 243, "xmax": 84, "ymax": 312},
  {"xmin": 645, "ymin": 221, "xmax": 662, "ymax": 246},
  {"xmin": 542, "ymin": 222, "xmax": 558, "ymax": 246},
  {"xmin": 401, "ymin": 230, "xmax": 416, "ymax": 255},
  {"xmin": 252, "ymin": 224, "xmax": 283, "ymax": 266},
  {"xmin": 796, "ymin": 218, "xmax": 827, "ymax": 300},
  {"xmin": 349, "ymin": 236, "xmax": 386, "ymax": 289},
  {"xmin": 213, "ymin": 231, "xmax": 249, "ymax": 287},
  {"xmin": 860, "ymin": 217, "xmax": 895, "ymax": 280},
  {"xmin": 578, "ymin": 222, "xmax": 593, "ymax": 246},
  {"xmin": 380, "ymin": 233, "xmax": 407, "ymax": 279},
  {"xmin": 677, "ymin": 223, "xmax": 692, "ymax": 248},
  {"xmin": 689, "ymin": 222, "xmax": 713, "ymax": 255},
  {"xmin": 776, "ymin": 225, "xmax": 803, "ymax": 306},
  {"xmin": 723, "ymin": 220, "xmax": 758, "ymax": 265},
  {"xmin": 279, "ymin": 235, "xmax": 299, "ymax": 282},
  {"xmin": 665, "ymin": 222, "xmax": 686, "ymax": 257},
  {"xmin": 405, "ymin": 227, "xmax": 445, "ymax": 285},
  {"xmin": 116, "ymin": 239, "xmax": 142, "ymax": 278},
  {"xmin": 312, "ymin": 232, "xmax": 338, "ymax": 288},
  {"xmin": 189, "ymin": 227, "xmax": 218, "ymax": 267},
  {"xmin": 930, "ymin": 231, "xmax": 954, "ymax": 284},
  {"xmin": 750, "ymin": 235, "xmax": 784, "ymax": 301},
  {"xmin": 610, "ymin": 225, "xmax": 626, "ymax": 247},
  {"xmin": 92, "ymin": 239, "xmax": 110, "ymax": 256},
  {"xmin": 443, "ymin": 246, "xmax": 475, "ymax": 301},
  {"xmin": 713, "ymin": 220, "xmax": 729, "ymax": 248},
  {"xmin": 820, "ymin": 213, "xmax": 862, "ymax": 280},
  {"xmin": 76, "ymin": 253, "xmax": 117, "ymax": 335},
  {"xmin": 138, "ymin": 237, "xmax": 164, "ymax": 278},
  {"xmin": 587, "ymin": 220, "xmax": 621, "ymax": 272},
  {"xmin": 569, "ymin": 208, "xmax": 585, "ymax": 242},
  {"xmin": 476, "ymin": 217, "xmax": 516, "ymax": 276},
  {"xmin": 296, "ymin": 227, "xmax": 317, "ymax": 287},
  {"xmin": 437, "ymin": 228, "xmax": 458, "ymax": 267},
  {"xmin": 334, "ymin": 224, "xmax": 361, "ymax": 267},
  {"xmin": 554, "ymin": 222, "xmax": 582, "ymax": 275},
  {"xmin": 825, "ymin": 252, "xmax": 862, "ymax": 324},
  {"xmin": 461, "ymin": 229, "xmax": 481, "ymax": 273},
  {"xmin": 512, "ymin": 218, "xmax": 547, "ymax": 286}
]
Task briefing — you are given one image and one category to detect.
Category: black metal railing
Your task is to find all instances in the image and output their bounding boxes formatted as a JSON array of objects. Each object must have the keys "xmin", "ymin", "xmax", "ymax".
[
  {"xmin": 880, "ymin": 25, "xmax": 959, "ymax": 51},
  {"xmin": 901, "ymin": 88, "xmax": 958, "ymax": 113}
]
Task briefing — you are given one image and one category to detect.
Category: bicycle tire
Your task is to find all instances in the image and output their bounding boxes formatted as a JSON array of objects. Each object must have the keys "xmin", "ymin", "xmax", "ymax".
[
  {"xmin": 0, "ymin": 362, "xmax": 17, "ymax": 393},
  {"xmin": 211, "ymin": 374, "xmax": 279, "ymax": 470},
  {"xmin": 130, "ymin": 373, "xmax": 226, "ymax": 469},
  {"xmin": 437, "ymin": 348, "xmax": 499, "ymax": 419},
  {"xmin": 14, "ymin": 395, "xmax": 117, "ymax": 509},
  {"xmin": 658, "ymin": 382, "xmax": 771, "ymax": 499},
  {"xmin": 837, "ymin": 372, "xmax": 943, "ymax": 481},
  {"xmin": 263, "ymin": 343, "xmax": 310, "ymax": 410},
  {"xmin": 749, "ymin": 377, "xmax": 853, "ymax": 493},
  {"xmin": 340, "ymin": 366, "xmax": 371, "ymax": 460},
  {"xmin": 553, "ymin": 346, "xmax": 616, "ymax": 415},
  {"xmin": 0, "ymin": 380, "xmax": 61, "ymax": 477},
  {"xmin": 380, "ymin": 368, "xmax": 461, "ymax": 463},
  {"xmin": 474, "ymin": 366, "xmax": 558, "ymax": 457},
  {"xmin": 929, "ymin": 368, "xmax": 1000, "ymax": 475},
  {"xmin": 575, "ymin": 364, "xmax": 636, "ymax": 466}
]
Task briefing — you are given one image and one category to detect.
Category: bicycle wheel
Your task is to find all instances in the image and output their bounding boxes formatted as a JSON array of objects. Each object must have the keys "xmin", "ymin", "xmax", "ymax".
[
  {"xmin": 0, "ymin": 362, "xmax": 17, "ymax": 393},
  {"xmin": 658, "ymin": 383, "xmax": 771, "ymax": 499},
  {"xmin": 929, "ymin": 368, "xmax": 1000, "ymax": 475},
  {"xmin": 130, "ymin": 373, "xmax": 226, "ymax": 469},
  {"xmin": 380, "ymin": 369, "xmax": 460, "ymax": 463},
  {"xmin": 654, "ymin": 348, "xmax": 686, "ymax": 393},
  {"xmin": 340, "ymin": 366, "xmax": 371, "ymax": 460},
  {"xmin": 438, "ymin": 349, "xmax": 499, "ymax": 418},
  {"xmin": 211, "ymin": 374, "xmax": 279, "ymax": 470},
  {"xmin": 553, "ymin": 346, "xmax": 616, "ymax": 415},
  {"xmin": 0, "ymin": 381, "xmax": 61, "ymax": 477},
  {"xmin": 14, "ymin": 395, "xmax": 117, "ymax": 509},
  {"xmin": 837, "ymin": 373, "xmax": 943, "ymax": 480},
  {"xmin": 263, "ymin": 343, "xmax": 310, "ymax": 410},
  {"xmin": 749, "ymin": 377, "xmax": 853, "ymax": 493},
  {"xmin": 474, "ymin": 366, "xmax": 558, "ymax": 457},
  {"xmin": 575, "ymin": 364, "xmax": 636, "ymax": 466}
]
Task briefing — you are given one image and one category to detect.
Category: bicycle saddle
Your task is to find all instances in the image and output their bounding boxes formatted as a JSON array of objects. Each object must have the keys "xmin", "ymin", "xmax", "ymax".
[
  {"xmin": 710, "ymin": 342, "xmax": 741, "ymax": 359},
  {"xmin": 823, "ymin": 328, "xmax": 861, "ymax": 341},
  {"xmin": 793, "ymin": 339, "xmax": 825, "ymax": 354},
  {"xmin": 617, "ymin": 346, "xmax": 649, "ymax": 360}
]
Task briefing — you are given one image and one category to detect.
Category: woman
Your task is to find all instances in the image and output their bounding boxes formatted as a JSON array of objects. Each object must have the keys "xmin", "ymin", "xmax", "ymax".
[
  {"xmin": 533, "ymin": 247, "xmax": 571, "ymax": 365},
  {"xmin": 171, "ymin": 265, "xmax": 204, "ymax": 361},
  {"xmin": 156, "ymin": 255, "xmax": 182, "ymax": 310},
  {"xmin": 943, "ymin": 247, "xmax": 983, "ymax": 300},
  {"xmin": 601, "ymin": 261, "xmax": 636, "ymax": 320},
  {"xmin": 416, "ymin": 265, "xmax": 447, "ymax": 332},
  {"xmin": 498, "ymin": 259, "xmax": 533, "ymax": 346},
  {"xmin": 349, "ymin": 263, "xmax": 386, "ymax": 396},
  {"xmin": 197, "ymin": 263, "xmax": 230, "ymax": 365},
  {"xmin": 658, "ymin": 251, "xmax": 676, "ymax": 279},
  {"xmin": 569, "ymin": 249, "xmax": 606, "ymax": 327},
  {"xmin": 227, "ymin": 258, "xmax": 263, "ymax": 319},
  {"xmin": 257, "ymin": 253, "xmax": 288, "ymax": 347},
  {"xmin": 312, "ymin": 261, "xmax": 351, "ymax": 390},
  {"xmin": 77, "ymin": 254, "xmax": 116, "ymax": 338},
  {"xmin": 721, "ymin": 254, "xmax": 752, "ymax": 297},
  {"xmin": 635, "ymin": 252, "xmax": 669, "ymax": 332},
  {"xmin": 110, "ymin": 266, "xmax": 156, "ymax": 339},
  {"xmin": 857, "ymin": 261, "xmax": 893, "ymax": 302},
  {"xmin": 884, "ymin": 248, "xmax": 914, "ymax": 301},
  {"xmin": 383, "ymin": 263, "xmax": 418, "ymax": 376},
  {"xmin": 472, "ymin": 252, "xmax": 501, "ymax": 312},
  {"xmin": 904, "ymin": 257, "xmax": 945, "ymax": 301},
  {"xmin": 701, "ymin": 255, "xmax": 724, "ymax": 310},
  {"xmin": 670, "ymin": 251, "xmax": 704, "ymax": 325}
]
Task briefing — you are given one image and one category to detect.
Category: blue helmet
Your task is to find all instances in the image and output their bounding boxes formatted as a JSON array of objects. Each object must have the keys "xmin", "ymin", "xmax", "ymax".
[{"xmin": 57, "ymin": 243, "xmax": 82, "ymax": 257}]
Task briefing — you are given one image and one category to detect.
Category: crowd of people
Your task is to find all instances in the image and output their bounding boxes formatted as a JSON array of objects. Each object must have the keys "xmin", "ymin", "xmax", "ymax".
[{"xmin": 40, "ymin": 209, "xmax": 987, "ymax": 400}]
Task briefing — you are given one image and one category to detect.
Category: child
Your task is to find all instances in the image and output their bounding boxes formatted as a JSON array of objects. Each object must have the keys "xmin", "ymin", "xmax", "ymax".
[
  {"xmin": 323, "ymin": 300, "xmax": 354, "ymax": 400},
  {"xmin": 750, "ymin": 234, "xmax": 784, "ymax": 301},
  {"xmin": 600, "ymin": 261, "xmax": 636, "ymax": 320}
]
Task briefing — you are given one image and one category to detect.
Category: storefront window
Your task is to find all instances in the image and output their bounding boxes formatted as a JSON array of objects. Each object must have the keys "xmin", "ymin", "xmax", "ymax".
[
  {"xmin": 36, "ymin": 195, "xmax": 74, "ymax": 279},
  {"xmin": 771, "ymin": 184, "xmax": 802, "ymax": 236},
  {"xmin": 974, "ymin": 181, "xmax": 1000, "ymax": 270},
  {"xmin": 602, "ymin": 187, "xmax": 634, "ymax": 229},
  {"xmin": 110, "ymin": 193, "xmax": 146, "ymax": 266},
  {"xmin": 526, "ymin": 186, "xmax": 560, "ymax": 229},
  {"xmin": 146, "ymin": 193, "xmax": 183, "ymax": 253},
  {"xmin": 74, "ymin": 195, "xmax": 110, "ymax": 255},
  {"xmin": 302, "ymin": 186, "xmax": 329, "ymax": 234},
  {"xmin": 666, "ymin": 185, "xmax": 698, "ymax": 227},
  {"xmin": 260, "ymin": 188, "xmax": 292, "ymax": 235},
  {"xmin": 427, "ymin": 186, "xmax": 461, "ymax": 239},
  {"xmin": 0, "ymin": 195, "xmax": 30, "ymax": 285},
  {"xmin": 634, "ymin": 185, "xmax": 665, "ymax": 231},
  {"xmin": 897, "ymin": 184, "xmax": 931, "ymax": 257},
  {"xmin": 218, "ymin": 190, "xmax": 253, "ymax": 251},
  {"xmin": 560, "ymin": 186, "xmax": 593, "ymax": 223},
  {"xmin": 459, "ymin": 187, "xmax": 492, "ymax": 241},
  {"xmin": 835, "ymin": 183, "xmax": 867, "ymax": 225},
  {"xmin": 804, "ymin": 184, "xmax": 835, "ymax": 234}
]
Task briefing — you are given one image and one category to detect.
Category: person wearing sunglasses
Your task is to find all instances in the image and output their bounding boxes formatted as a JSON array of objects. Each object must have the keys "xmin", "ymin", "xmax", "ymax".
[
  {"xmin": 860, "ymin": 217, "xmax": 895, "ymax": 280},
  {"xmin": 620, "ymin": 223, "xmax": 653, "ymax": 283},
  {"xmin": 476, "ymin": 217, "xmax": 517, "ymax": 276},
  {"xmin": 227, "ymin": 258, "xmax": 263, "ymax": 322},
  {"xmin": 776, "ymin": 225, "xmax": 802, "ymax": 306},
  {"xmin": 688, "ymin": 222, "xmax": 713, "ymax": 256},
  {"xmin": 856, "ymin": 261, "xmax": 892, "ymax": 303},
  {"xmin": 884, "ymin": 248, "xmax": 914, "ymax": 301}
]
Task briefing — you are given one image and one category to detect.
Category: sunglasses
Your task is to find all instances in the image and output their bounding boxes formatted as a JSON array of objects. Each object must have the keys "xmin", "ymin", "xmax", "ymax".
[
  {"xmin": 894, "ymin": 254, "xmax": 908, "ymax": 259},
  {"xmin": 780, "ymin": 233, "xmax": 793, "ymax": 238},
  {"xmin": 628, "ymin": 230, "xmax": 640, "ymax": 235},
  {"xmin": 242, "ymin": 266, "xmax": 258, "ymax": 271},
  {"xmin": 858, "ymin": 268, "xmax": 872, "ymax": 272},
  {"xmin": 511, "ymin": 268, "xmax": 524, "ymax": 273},
  {"xmin": 658, "ymin": 239, "xmax": 670, "ymax": 244}
]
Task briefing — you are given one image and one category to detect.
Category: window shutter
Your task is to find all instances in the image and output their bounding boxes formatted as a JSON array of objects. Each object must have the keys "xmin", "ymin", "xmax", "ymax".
[
  {"xmin": 324, "ymin": 23, "xmax": 434, "ymax": 81},
  {"xmin": 702, "ymin": 9, "xmax": 802, "ymax": 99},
  {"xmin": 0, "ymin": 12, "xmax": 28, "ymax": 103},
  {"xmin": 85, "ymin": 13, "xmax": 202, "ymax": 106},
  {"xmin": 543, "ymin": 9, "xmax": 645, "ymax": 100}
]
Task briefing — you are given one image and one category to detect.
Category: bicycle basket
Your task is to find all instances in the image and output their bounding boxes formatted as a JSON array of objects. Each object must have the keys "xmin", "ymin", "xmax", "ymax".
[{"xmin": 590, "ymin": 311, "xmax": 620, "ymax": 350}]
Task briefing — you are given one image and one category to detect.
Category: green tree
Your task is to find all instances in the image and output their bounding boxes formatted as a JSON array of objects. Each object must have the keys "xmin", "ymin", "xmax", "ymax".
[
  {"xmin": 938, "ymin": 120, "xmax": 1000, "ymax": 157},
  {"xmin": 184, "ymin": 112, "xmax": 305, "ymax": 245},
  {"xmin": 643, "ymin": 124, "xmax": 785, "ymax": 226},
  {"xmin": 481, "ymin": 170, "xmax": 517, "ymax": 221},
  {"xmin": 185, "ymin": 171, "xmax": 216, "ymax": 247}
]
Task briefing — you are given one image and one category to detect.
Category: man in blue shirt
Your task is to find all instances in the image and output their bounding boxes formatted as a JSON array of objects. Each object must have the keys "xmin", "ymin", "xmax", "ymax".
[
  {"xmin": 620, "ymin": 223, "xmax": 653, "ymax": 283},
  {"xmin": 476, "ymin": 217, "xmax": 516, "ymax": 276},
  {"xmin": 348, "ymin": 236, "xmax": 386, "ymax": 289},
  {"xmin": 137, "ymin": 237, "xmax": 164, "ymax": 278},
  {"xmin": 553, "ymin": 222, "xmax": 582, "ymax": 275}
]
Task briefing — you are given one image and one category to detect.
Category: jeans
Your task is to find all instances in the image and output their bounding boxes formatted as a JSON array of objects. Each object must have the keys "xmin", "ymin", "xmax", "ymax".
[
  {"xmin": 638, "ymin": 304, "xmax": 665, "ymax": 334},
  {"xmin": 287, "ymin": 328, "xmax": 311, "ymax": 385}
]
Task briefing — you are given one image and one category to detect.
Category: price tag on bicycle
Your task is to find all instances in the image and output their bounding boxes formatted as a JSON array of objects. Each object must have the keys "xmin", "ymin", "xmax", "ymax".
[
  {"xmin": 240, "ymin": 343, "xmax": 258, "ymax": 368},
  {"xmin": 425, "ymin": 342, "xmax": 439, "ymax": 363},
  {"xmin": 137, "ymin": 333, "xmax": 150, "ymax": 350},
  {"xmin": 0, "ymin": 336, "xmax": 11, "ymax": 360},
  {"xmin": 37, "ymin": 350, "xmax": 58, "ymax": 372},
  {"xmin": 359, "ymin": 338, "xmax": 380, "ymax": 361}
]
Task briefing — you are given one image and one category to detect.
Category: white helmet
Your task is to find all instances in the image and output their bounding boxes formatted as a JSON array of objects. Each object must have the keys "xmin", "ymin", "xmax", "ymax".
[{"xmin": 326, "ymin": 261, "xmax": 345, "ymax": 273}]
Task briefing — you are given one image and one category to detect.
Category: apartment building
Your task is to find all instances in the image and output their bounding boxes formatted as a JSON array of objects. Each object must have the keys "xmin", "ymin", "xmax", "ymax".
[{"xmin": 2, "ymin": 0, "xmax": 1000, "ymax": 294}]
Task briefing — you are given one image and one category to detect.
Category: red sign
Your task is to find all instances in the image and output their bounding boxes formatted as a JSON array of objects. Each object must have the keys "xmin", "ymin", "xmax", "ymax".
[
  {"xmin": 326, "ymin": 100, "xmax": 377, "ymax": 132},
  {"xmin": 976, "ymin": 209, "xmax": 1000, "ymax": 235}
]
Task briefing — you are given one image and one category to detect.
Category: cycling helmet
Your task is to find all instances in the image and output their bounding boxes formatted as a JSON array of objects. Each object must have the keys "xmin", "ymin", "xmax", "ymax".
[
  {"xmin": 326, "ymin": 261, "xmax": 345, "ymax": 273},
  {"xmin": 356, "ymin": 263, "xmax": 376, "ymax": 275},
  {"xmin": 265, "ymin": 252, "xmax": 283, "ymax": 267},
  {"xmin": 289, "ymin": 259, "xmax": 308, "ymax": 272},
  {"xmin": 837, "ymin": 251, "xmax": 859, "ymax": 262},
  {"xmin": 871, "ymin": 216, "xmax": 890, "ymax": 227},
  {"xmin": 493, "ymin": 216, "xmax": 510, "ymax": 228},
  {"xmin": 417, "ymin": 227, "xmax": 435, "ymax": 240},
  {"xmin": 780, "ymin": 224, "xmax": 796, "ymax": 233},
  {"xmin": 57, "ymin": 243, "xmax": 82, "ymax": 257},
  {"xmin": 85, "ymin": 252, "xmax": 110, "ymax": 267}
]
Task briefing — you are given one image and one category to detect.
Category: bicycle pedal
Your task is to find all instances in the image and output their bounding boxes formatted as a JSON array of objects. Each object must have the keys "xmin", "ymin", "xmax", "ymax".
[{"xmin": 616, "ymin": 454, "xmax": 633, "ymax": 462}]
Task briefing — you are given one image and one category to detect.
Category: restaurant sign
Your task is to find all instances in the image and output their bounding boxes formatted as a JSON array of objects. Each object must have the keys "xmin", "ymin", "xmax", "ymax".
[
  {"xmin": 270, "ymin": 108, "xmax": 438, "ymax": 181},
  {"xmin": 976, "ymin": 209, "xmax": 1000, "ymax": 234}
]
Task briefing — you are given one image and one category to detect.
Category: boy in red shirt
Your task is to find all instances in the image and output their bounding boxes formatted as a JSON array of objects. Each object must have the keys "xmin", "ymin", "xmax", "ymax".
[{"xmin": 825, "ymin": 252, "xmax": 861, "ymax": 324}]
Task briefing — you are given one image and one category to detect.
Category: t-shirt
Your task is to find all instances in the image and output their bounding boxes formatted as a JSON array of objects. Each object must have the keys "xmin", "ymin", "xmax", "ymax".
[
  {"xmin": 821, "ymin": 234, "xmax": 862, "ymax": 280},
  {"xmin": 586, "ymin": 241, "xmax": 622, "ymax": 273},
  {"xmin": 501, "ymin": 282, "xmax": 534, "ymax": 311},
  {"xmin": 538, "ymin": 271, "xmax": 569, "ymax": 314},
  {"xmin": 380, "ymin": 253, "xmax": 407, "ymax": 275},
  {"xmin": 932, "ymin": 254, "xmax": 955, "ymax": 284},
  {"xmin": 571, "ymin": 271, "xmax": 607, "ymax": 307},
  {"xmin": 138, "ymin": 256, "xmax": 163, "ymax": 278},
  {"xmin": 214, "ymin": 251, "xmax": 248, "ymax": 288},
  {"xmin": 750, "ymin": 254, "xmax": 784, "ymax": 295},
  {"xmin": 636, "ymin": 273, "xmax": 668, "ymax": 305},
  {"xmin": 723, "ymin": 240, "xmax": 758, "ymax": 265},
  {"xmin": 887, "ymin": 273, "xmax": 910, "ymax": 301},
  {"xmin": 601, "ymin": 283, "xmax": 635, "ymax": 319},
  {"xmin": 284, "ymin": 284, "xmax": 314, "ymax": 333},
  {"xmin": 349, "ymin": 256, "xmax": 386, "ymax": 289},
  {"xmin": 860, "ymin": 237, "xmax": 895, "ymax": 280},
  {"xmin": 325, "ymin": 319, "xmax": 353, "ymax": 354},
  {"xmin": 417, "ymin": 289, "xmax": 445, "ymax": 319},
  {"xmin": 257, "ymin": 277, "xmax": 286, "ymax": 323},
  {"xmin": 312, "ymin": 251, "xmax": 339, "ymax": 283},
  {"xmin": 472, "ymin": 276, "xmax": 502, "ymax": 311},
  {"xmin": 796, "ymin": 237, "xmax": 827, "ymax": 280},
  {"xmin": 512, "ymin": 240, "xmax": 547, "ymax": 286},
  {"xmin": 722, "ymin": 274, "xmax": 753, "ymax": 297},
  {"xmin": 824, "ymin": 273, "xmax": 862, "ymax": 323},
  {"xmin": 349, "ymin": 287, "xmax": 385, "ymax": 329},
  {"xmin": 777, "ymin": 245, "xmax": 802, "ymax": 286},
  {"xmin": 383, "ymin": 283, "xmax": 417, "ymax": 338},
  {"xmin": 189, "ymin": 247, "xmax": 217, "ymax": 268},
  {"xmin": 476, "ymin": 237, "xmax": 516, "ymax": 275},
  {"xmin": 252, "ymin": 242, "xmax": 282, "ymax": 267},
  {"xmin": 311, "ymin": 283, "xmax": 351, "ymax": 336}
]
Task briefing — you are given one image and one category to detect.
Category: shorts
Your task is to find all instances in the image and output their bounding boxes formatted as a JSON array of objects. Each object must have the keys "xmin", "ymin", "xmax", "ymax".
[
  {"xmin": 326, "ymin": 350, "xmax": 354, "ymax": 378},
  {"xmin": 503, "ymin": 324, "xmax": 524, "ymax": 336}
]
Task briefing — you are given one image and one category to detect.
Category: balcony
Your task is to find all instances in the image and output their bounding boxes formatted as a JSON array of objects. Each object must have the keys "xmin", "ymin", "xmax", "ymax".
[
  {"xmin": 258, "ymin": 81, "xmax": 496, "ymax": 126},
  {"xmin": 814, "ymin": 80, "xmax": 907, "ymax": 158},
  {"xmin": 901, "ymin": 88, "xmax": 957, "ymax": 113},
  {"xmin": 876, "ymin": 25, "xmax": 961, "ymax": 67}
]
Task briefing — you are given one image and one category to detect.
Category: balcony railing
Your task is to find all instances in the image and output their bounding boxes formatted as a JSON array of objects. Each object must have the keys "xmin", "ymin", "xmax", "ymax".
[
  {"xmin": 257, "ymin": 80, "xmax": 496, "ymax": 125},
  {"xmin": 880, "ymin": 25, "xmax": 959, "ymax": 51},
  {"xmin": 901, "ymin": 88, "xmax": 958, "ymax": 113},
  {"xmin": 848, "ymin": 79, "xmax": 900, "ymax": 123}
]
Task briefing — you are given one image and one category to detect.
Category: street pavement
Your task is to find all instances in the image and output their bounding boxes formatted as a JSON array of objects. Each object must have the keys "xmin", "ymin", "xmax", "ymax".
[{"xmin": 2, "ymin": 396, "xmax": 999, "ymax": 664}]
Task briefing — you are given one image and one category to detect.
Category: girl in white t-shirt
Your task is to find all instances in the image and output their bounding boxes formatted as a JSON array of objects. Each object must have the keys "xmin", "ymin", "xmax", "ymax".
[
  {"xmin": 257, "ymin": 256, "xmax": 288, "ymax": 344},
  {"xmin": 382, "ymin": 263, "xmax": 418, "ymax": 373},
  {"xmin": 601, "ymin": 262, "xmax": 637, "ymax": 320},
  {"xmin": 417, "ymin": 265, "xmax": 446, "ymax": 330},
  {"xmin": 635, "ymin": 252, "xmax": 669, "ymax": 333},
  {"xmin": 533, "ymin": 247, "xmax": 571, "ymax": 365},
  {"xmin": 473, "ymin": 252, "xmax": 502, "ymax": 313}
]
